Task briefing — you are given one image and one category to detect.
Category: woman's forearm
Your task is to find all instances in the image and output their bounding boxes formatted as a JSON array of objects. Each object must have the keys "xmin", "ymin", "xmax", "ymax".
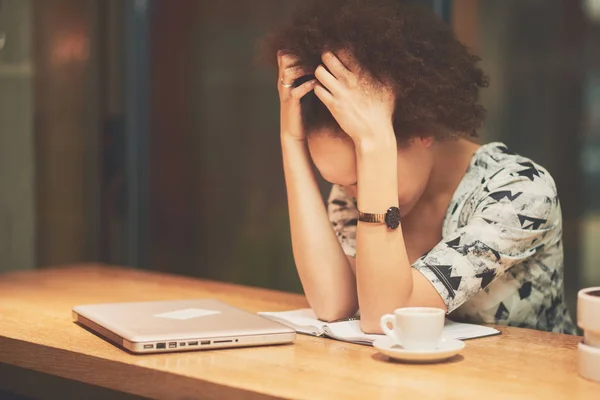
[
  {"xmin": 354, "ymin": 131, "xmax": 414, "ymax": 332},
  {"xmin": 282, "ymin": 136, "xmax": 358, "ymax": 321}
]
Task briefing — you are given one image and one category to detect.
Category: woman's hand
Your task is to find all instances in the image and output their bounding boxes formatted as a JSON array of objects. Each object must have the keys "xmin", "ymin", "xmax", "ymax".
[
  {"xmin": 313, "ymin": 51, "xmax": 396, "ymax": 146},
  {"xmin": 277, "ymin": 51, "xmax": 317, "ymax": 141}
]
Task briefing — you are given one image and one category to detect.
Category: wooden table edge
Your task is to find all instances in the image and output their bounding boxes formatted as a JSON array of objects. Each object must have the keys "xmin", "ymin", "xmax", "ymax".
[
  {"xmin": 0, "ymin": 335, "xmax": 285, "ymax": 400},
  {"xmin": 0, "ymin": 264, "xmax": 592, "ymax": 399}
]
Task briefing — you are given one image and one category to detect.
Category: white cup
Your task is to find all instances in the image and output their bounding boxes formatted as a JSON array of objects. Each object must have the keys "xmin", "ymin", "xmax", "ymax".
[
  {"xmin": 380, "ymin": 307, "xmax": 445, "ymax": 350},
  {"xmin": 578, "ymin": 287, "xmax": 600, "ymax": 348},
  {"xmin": 578, "ymin": 341, "xmax": 600, "ymax": 383}
]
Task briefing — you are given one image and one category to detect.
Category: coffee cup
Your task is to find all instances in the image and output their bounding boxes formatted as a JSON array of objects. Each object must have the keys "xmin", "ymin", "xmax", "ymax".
[
  {"xmin": 380, "ymin": 307, "xmax": 445, "ymax": 350},
  {"xmin": 578, "ymin": 341, "xmax": 600, "ymax": 383},
  {"xmin": 578, "ymin": 287, "xmax": 600, "ymax": 348}
]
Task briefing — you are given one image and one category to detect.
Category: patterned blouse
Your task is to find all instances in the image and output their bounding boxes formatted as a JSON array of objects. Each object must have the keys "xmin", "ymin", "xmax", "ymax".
[{"xmin": 327, "ymin": 142, "xmax": 576, "ymax": 334}]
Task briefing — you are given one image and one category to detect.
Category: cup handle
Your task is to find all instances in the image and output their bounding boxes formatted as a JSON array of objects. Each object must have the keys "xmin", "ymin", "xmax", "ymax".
[{"xmin": 380, "ymin": 314, "xmax": 401, "ymax": 344}]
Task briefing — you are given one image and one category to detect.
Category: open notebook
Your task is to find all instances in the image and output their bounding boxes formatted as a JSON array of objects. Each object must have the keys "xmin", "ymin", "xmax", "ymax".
[{"xmin": 259, "ymin": 309, "xmax": 500, "ymax": 346}]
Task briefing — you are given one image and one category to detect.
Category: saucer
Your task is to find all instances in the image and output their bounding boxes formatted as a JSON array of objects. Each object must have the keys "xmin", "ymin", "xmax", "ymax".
[{"xmin": 373, "ymin": 337, "xmax": 465, "ymax": 363}]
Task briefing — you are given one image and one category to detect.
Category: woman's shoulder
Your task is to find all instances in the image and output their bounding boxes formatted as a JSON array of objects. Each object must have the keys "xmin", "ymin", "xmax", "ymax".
[
  {"xmin": 471, "ymin": 142, "xmax": 558, "ymax": 200},
  {"xmin": 448, "ymin": 142, "xmax": 561, "ymax": 233}
]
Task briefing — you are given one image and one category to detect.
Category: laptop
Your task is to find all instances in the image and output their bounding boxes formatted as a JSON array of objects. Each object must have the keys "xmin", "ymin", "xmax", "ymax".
[{"xmin": 72, "ymin": 298, "xmax": 296, "ymax": 353}]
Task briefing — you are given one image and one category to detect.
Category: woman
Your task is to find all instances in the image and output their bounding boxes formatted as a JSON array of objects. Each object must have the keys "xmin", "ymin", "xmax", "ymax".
[{"xmin": 261, "ymin": 0, "xmax": 576, "ymax": 334}]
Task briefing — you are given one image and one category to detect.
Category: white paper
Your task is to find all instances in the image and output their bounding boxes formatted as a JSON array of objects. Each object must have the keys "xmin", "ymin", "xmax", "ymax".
[{"xmin": 260, "ymin": 308, "xmax": 500, "ymax": 346}]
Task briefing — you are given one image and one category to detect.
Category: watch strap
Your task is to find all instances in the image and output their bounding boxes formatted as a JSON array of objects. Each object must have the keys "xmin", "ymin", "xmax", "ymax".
[
  {"xmin": 358, "ymin": 206, "xmax": 401, "ymax": 230},
  {"xmin": 358, "ymin": 211, "xmax": 386, "ymax": 224}
]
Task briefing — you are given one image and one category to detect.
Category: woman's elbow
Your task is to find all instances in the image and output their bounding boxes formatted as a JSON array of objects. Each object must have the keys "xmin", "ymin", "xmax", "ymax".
[
  {"xmin": 360, "ymin": 317, "xmax": 383, "ymax": 334},
  {"xmin": 313, "ymin": 303, "xmax": 357, "ymax": 323}
]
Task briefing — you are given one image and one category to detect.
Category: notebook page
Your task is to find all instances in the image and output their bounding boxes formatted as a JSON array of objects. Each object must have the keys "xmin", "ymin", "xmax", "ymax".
[
  {"xmin": 259, "ymin": 309, "xmax": 500, "ymax": 344},
  {"xmin": 441, "ymin": 319, "xmax": 500, "ymax": 340},
  {"xmin": 324, "ymin": 320, "xmax": 380, "ymax": 345},
  {"xmin": 324, "ymin": 319, "xmax": 500, "ymax": 345},
  {"xmin": 259, "ymin": 309, "xmax": 327, "ymax": 336}
]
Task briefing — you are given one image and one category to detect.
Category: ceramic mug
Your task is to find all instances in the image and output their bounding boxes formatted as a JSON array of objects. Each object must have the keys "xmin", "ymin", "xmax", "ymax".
[
  {"xmin": 578, "ymin": 341, "xmax": 600, "ymax": 383},
  {"xmin": 380, "ymin": 307, "xmax": 445, "ymax": 350},
  {"xmin": 578, "ymin": 287, "xmax": 600, "ymax": 348}
]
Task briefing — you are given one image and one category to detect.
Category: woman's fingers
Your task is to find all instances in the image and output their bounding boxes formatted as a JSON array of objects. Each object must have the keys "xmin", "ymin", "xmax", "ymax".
[
  {"xmin": 290, "ymin": 79, "xmax": 317, "ymax": 100},
  {"xmin": 315, "ymin": 65, "xmax": 342, "ymax": 95},
  {"xmin": 314, "ymin": 82, "xmax": 334, "ymax": 109},
  {"xmin": 280, "ymin": 65, "xmax": 306, "ymax": 88},
  {"xmin": 277, "ymin": 52, "xmax": 313, "ymax": 90},
  {"xmin": 277, "ymin": 51, "xmax": 300, "ymax": 69},
  {"xmin": 321, "ymin": 51, "xmax": 351, "ymax": 80}
]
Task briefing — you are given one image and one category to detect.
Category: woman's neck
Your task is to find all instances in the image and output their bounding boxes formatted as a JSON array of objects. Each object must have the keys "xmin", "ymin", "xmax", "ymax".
[{"xmin": 420, "ymin": 138, "xmax": 480, "ymax": 208}]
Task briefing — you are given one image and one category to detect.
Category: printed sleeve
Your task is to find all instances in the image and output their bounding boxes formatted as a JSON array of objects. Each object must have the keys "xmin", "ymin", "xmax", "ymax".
[
  {"xmin": 412, "ymin": 177, "xmax": 560, "ymax": 313},
  {"xmin": 326, "ymin": 184, "xmax": 358, "ymax": 258}
]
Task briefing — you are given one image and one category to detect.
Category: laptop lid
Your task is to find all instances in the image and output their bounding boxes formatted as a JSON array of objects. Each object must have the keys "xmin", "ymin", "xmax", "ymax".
[{"xmin": 72, "ymin": 298, "xmax": 296, "ymax": 353}]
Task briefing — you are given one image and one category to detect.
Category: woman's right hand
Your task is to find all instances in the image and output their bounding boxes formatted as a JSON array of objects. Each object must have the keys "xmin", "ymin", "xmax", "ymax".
[{"xmin": 277, "ymin": 51, "xmax": 317, "ymax": 141}]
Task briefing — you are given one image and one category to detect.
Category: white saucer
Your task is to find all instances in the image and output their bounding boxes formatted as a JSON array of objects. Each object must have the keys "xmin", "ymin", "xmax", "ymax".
[{"xmin": 373, "ymin": 337, "xmax": 465, "ymax": 363}]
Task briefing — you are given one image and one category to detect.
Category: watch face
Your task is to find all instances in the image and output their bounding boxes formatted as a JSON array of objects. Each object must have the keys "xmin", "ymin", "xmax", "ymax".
[{"xmin": 385, "ymin": 206, "xmax": 401, "ymax": 229}]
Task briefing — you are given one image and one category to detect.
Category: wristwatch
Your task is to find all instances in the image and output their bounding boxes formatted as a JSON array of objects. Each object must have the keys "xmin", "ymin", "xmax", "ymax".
[{"xmin": 358, "ymin": 206, "xmax": 401, "ymax": 230}]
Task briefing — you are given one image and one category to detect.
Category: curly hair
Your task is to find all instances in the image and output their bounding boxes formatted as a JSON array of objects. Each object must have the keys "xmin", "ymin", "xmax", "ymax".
[{"xmin": 260, "ymin": 0, "xmax": 489, "ymax": 142}]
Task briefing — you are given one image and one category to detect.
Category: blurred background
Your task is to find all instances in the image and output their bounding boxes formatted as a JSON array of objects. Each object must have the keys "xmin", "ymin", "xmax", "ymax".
[{"xmin": 0, "ymin": 0, "xmax": 599, "ymax": 319}]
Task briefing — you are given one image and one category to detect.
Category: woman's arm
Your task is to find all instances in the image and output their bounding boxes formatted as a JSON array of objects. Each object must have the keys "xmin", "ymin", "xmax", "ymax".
[
  {"xmin": 277, "ymin": 52, "xmax": 358, "ymax": 321},
  {"xmin": 282, "ymin": 138, "xmax": 359, "ymax": 321},
  {"xmin": 312, "ymin": 52, "xmax": 448, "ymax": 332},
  {"xmin": 353, "ymin": 134, "xmax": 446, "ymax": 333}
]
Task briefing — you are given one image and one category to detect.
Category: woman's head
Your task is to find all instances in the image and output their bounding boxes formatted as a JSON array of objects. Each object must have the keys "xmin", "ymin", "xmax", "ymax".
[
  {"xmin": 261, "ymin": 0, "xmax": 487, "ymax": 212},
  {"xmin": 261, "ymin": 0, "xmax": 489, "ymax": 143}
]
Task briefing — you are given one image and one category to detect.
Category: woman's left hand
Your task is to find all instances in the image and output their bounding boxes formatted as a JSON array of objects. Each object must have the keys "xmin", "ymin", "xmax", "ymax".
[{"xmin": 314, "ymin": 51, "xmax": 396, "ymax": 145}]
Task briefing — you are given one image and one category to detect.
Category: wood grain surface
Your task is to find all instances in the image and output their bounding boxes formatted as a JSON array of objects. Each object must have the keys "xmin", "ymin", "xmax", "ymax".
[{"xmin": 0, "ymin": 265, "xmax": 597, "ymax": 399}]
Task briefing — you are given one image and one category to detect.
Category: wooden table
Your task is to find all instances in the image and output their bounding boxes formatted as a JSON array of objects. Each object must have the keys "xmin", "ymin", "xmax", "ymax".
[{"xmin": 0, "ymin": 265, "xmax": 598, "ymax": 399}]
